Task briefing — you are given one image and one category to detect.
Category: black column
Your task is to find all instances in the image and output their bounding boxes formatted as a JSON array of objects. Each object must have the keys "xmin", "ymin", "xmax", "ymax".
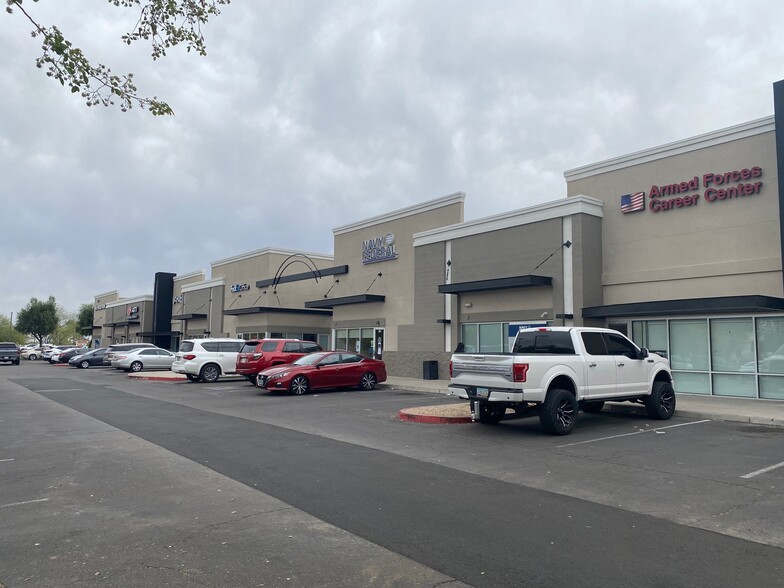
[{"xmin": 152, "ymin": 272, "xmax": 176, "ymax": 350}]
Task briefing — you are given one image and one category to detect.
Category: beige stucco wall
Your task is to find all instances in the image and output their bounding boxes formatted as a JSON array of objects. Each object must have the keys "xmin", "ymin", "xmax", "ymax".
[
  {"xmin": 567, "ymin": 128, "xmax": 782, "ymax": 305},
  {"xmin": 331, "ymin": 197, "xmax": 464, "ymax": 354}
]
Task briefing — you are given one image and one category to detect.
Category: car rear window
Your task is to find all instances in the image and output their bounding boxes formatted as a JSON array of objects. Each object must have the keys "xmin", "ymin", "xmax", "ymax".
[
  {"xmin": 179, "ymin": 342, "xmax": 195, "ymax": 352},
  {"xmin": 301, "ymin": 343, "xmax": 321, "ymax": 353},
  {"xmin": 241, "ymin": 343, "xmax": 258, "ymax": 353},
  {"xmin": 219, "ymin": 341, "xmax": 244, "ymax": 352},
  {"xmin": 513, "ymin": 331, "xmax": 576, "ymax": 354},
  {"xmin": 0, "ymin": 343, "xmax": 17, "ymax": 350}
]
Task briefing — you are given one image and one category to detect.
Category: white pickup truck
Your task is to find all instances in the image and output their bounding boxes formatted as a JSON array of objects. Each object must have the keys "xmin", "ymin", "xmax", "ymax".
[{"xmin": 447, "ymin": 326, "xmax": 675, "ymax": 435}]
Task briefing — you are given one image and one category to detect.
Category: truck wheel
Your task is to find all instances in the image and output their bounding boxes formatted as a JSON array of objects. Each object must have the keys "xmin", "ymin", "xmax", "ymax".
[
  {"xmin": 477, "ymin": 402, "xmax": 506, "ymax": 424},
  {"xmin": 580, "ymin": 400, "xmax": 605, "ymax": 414},
  {"xmin": 645, "ymin": 381, "xmax": 676, "ymax": 419},
  {"xmin": 539, "ymin": 388, "xmax": 578, "ymax": 435}
]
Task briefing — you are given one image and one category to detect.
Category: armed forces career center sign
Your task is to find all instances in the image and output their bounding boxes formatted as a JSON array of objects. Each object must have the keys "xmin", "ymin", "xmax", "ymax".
[{"xmin": 620, "ymin": 165, "xmax": 763, "ymax": 215}]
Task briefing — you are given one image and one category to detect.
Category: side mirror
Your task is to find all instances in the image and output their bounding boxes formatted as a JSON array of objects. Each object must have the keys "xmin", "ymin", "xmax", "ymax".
[{"xmin": 639, "ymin": 347, "xmax": 649, "ymax": 360}]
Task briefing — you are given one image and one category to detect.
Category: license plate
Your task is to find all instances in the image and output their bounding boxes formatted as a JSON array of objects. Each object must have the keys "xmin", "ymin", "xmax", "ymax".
[{"xmin": 476, "ymin": 387, "xmax": 489, "ymax": 398}]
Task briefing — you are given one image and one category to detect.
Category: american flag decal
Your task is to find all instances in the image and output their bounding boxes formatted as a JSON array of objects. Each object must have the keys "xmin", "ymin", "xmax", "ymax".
[{"xmin": 620, "ymin": 191, "xmax": 645, "ymax": 213}]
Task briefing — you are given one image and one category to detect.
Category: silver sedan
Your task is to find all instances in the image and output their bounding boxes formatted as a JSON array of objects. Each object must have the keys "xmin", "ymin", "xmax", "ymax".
[{"xmin": 112, "ymin": 348, "xmax": 175, "ymax": 372}]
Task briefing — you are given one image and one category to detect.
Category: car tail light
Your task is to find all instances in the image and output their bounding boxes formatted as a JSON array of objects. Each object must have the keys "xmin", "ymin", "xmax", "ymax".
[
  {"xmin": 116, "ymin": 355, "xmax": 127, "ymax": 360},
  {"xmin": 449, "ymin": 360, "xmax": 453, "ymax": 378},
  {"xmin": 183, "ymin": 354, "xmax": 197, "ymax": 360},
  {"xmin": 513, "ymin": 363, "xmax": 529, "ymax": 382},
  {"xmin": 253, "ymin": 353, "xmax": 262, "ymax": 360}
]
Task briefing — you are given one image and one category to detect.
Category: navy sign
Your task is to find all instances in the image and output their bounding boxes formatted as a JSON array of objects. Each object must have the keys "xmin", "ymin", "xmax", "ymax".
[{"xmin": 362, "ymin": 233, "xmax": 398, "ymax": 264}]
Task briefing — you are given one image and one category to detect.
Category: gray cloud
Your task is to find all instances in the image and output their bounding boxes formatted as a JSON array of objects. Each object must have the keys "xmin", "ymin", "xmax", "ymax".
[{"xmin": 2, "ymin": 0, "xmax": 783, "ymax": 314}]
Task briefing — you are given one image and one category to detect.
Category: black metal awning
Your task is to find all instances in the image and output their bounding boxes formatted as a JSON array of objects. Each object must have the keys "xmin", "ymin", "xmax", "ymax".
[
  {"xmin": 136, "ymin": 331, "xmax": 182, "ymax": 337},
  {"xmin": 256, "ymin": 265, "xmax": 349, "ymax": 288},
  {"xmin": 171, "ymin": 313, "xmax": 208, "ymax": 320},
  {"xmin": 223, "ymin": 306, "xmax": 332, "ymax": 317},
  {"xmin": 438, "ymin": 274, "xmax": 552, "ymax": 295},
  {"xmin": 305, "ymin": 294, "xmax": 385, "ymax": 309},
  {"xmin": 582, "ymin": 295, "xmax": 784, "ymax": 319}
]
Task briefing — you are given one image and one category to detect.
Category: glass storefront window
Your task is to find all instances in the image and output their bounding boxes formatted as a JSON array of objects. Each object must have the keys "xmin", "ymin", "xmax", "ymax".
[
  {"xmin": 756, "ymin": 317, "xmax": 784, "ymax": 374},
  {"xmin": 461, "ymin": 324, "xmax": 478, "ymax": 353},
  {"xmin": 632, "ymin": 320, "xmax": 667, "ymax": 357},
  {"xmin": 710, "ymin": 318, "xmax": 754, "ymax": 372},
  {"xmin": 672, "ymin": 372, "xmax": 710, "ymax": 395},
  {"xmin": 759, "ymin": 376, "xmax": 784, "ymax": 400},
  {"xmin": 336, "ymin": 330, "xmax": 347, "ymax": 351},
  {"xmin": 479, "ymin": 323, "xmax": 503, "ymax": 353},
  {"xmin": 712, "ymin": 374, "xmax": 756, "ymax": 397},
  {"xmin": 669, "ymin": 319, "xmax": 709, "ymax": 371},
  {"xmin": 360, "ymin": 328, "xmax": 374, "ymax": 357}
]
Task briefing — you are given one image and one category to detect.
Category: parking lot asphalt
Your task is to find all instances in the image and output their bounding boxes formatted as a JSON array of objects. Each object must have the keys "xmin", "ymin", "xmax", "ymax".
[{"xmin": 124, "ymin": 370, "xmax": 784, "ymax": 428}]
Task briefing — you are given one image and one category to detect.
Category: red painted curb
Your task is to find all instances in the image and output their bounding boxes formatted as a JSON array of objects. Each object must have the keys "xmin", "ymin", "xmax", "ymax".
[{"xmin": 397, "ymin": 410, "xmax": 473, "ymax": 424}]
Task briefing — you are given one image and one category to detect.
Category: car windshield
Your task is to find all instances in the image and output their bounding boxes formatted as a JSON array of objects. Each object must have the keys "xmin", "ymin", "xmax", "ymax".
[{"xmin": 293, "ymin": 352, "xmax": 329, "ymax": 366}]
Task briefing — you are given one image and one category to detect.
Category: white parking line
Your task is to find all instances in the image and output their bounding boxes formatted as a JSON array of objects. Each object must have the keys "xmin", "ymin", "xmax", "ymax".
[
  {"xmin": 1, "ymin": 498, "xmax": 49, "ymax": 508},
  {"xmin": 741, "ymin": 460, "xmax": 784, "ymax": 479},
  {"xmin": 556, "ymin": 419, "xmax": 712, "ymax": 448},
  {"xmin": 0, "ymin": 458, "xmax": 14, "ymax": 462}
]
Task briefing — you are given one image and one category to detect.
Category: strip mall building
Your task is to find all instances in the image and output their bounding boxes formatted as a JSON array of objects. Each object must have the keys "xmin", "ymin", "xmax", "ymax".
[{"xmin": 91, "ymin": 81, "xmax": 784, "ymax": 401}]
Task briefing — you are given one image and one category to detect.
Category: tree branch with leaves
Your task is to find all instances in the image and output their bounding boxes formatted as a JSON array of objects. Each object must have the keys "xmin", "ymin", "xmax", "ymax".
[{"xmin": 6, "ymin": 0, "xmax": 230, "ymax": 115}]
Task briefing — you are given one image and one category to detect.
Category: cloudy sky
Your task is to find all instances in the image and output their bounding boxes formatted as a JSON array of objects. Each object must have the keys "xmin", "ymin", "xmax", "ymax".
[{"xmin": 2, "ymin": 1, "xmax": 783, "ymax": 316}]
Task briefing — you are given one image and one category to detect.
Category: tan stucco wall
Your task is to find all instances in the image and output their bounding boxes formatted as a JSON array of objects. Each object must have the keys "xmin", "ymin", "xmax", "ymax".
[
  {"xmin": 331, "ymin": 200, "xmax": 463, "ymax": 352},
  {"xmin": 567, "ymin": 130, "xmax": 781, "ymax": 304}
]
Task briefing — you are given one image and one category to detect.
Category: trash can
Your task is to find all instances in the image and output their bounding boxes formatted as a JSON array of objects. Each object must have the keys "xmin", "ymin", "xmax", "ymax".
[{"xmin": 423, "ymin": 360, "xmax": 438, "ymax": 380}]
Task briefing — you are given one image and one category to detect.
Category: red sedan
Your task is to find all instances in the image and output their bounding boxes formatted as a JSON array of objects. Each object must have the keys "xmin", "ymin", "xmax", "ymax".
[{"xmin": 256, "ymin": 351, "xmax": 387, "ymax": 395}]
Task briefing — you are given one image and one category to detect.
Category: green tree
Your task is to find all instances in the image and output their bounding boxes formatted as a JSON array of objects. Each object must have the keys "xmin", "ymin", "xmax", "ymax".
[
  {"xmin": 15, "ymin": 296, "xmax": 59, "ymax": 346},
  {"xmin": 6, "ymin": 0, "xmax": 230, "ymax": 115},
  {"xmin": 0, "ymin": 315, "xmax": 27, "ymax": 344},
  {"xmin": 77, "ymin": 303, "xmax": 94, "ymax": 334}
]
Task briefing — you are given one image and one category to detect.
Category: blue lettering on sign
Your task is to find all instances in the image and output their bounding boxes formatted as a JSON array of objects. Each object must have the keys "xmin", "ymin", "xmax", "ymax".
[
  {"xmin": 362, "ymin": 233, "xmax": 398, "ymax": 264},
  {"xmin": 230, "ymin": 284, "xmax": 251, "ymax": 293}
]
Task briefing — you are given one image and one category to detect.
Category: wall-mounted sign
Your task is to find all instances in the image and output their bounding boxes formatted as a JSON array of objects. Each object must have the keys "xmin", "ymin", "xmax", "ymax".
[
  {"xmin": 126, "ymin": 305, "xmax": 139, "ymax": 317},
  {"xmin": 362, "ymin": 233, "xmax": 398, "ymax": 264},
  {"xmin": 230, "ymin": 283, "xmax": 251, "ymax": 293},
  {"xmin": 173, "ymin": 295, "xmax": 183, "ymax": 304},
  {"xmin": 94, "ymin": 303, "xmax": 107, "ymax": 310},
  {"xmin": 621, "ymin": 166, "xmax": 763, "ymax": 215}
]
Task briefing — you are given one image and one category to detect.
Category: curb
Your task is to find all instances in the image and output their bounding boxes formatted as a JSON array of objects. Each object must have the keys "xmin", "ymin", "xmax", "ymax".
[{"xmin": 397, "ymin": 405, "xmax": 473, "ymax": 424}]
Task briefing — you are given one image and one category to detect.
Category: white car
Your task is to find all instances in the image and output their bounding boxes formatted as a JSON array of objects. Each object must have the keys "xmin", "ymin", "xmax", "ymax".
[
  {"xmin": 21, "ymin": 347, "xmax": 45, "ymax": 360},
  {"xmin": 112, "ymin": 347, "xmax": 175, "ymax": 372},
  {"xmin": 171, "ymin": 338, "xmax": 244, "ymax": 383}
]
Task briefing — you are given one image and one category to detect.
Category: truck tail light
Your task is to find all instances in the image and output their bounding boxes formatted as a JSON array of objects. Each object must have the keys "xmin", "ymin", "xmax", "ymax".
[
  {"xmin": 513, "ymin": 363, "xmax": 529, "ymax": 382},
  {"xmin": 183, "ymin": 354, "xmax": 197, "ymax": 360},
  {"xmin": 449, "ymin": 360, "xmax": 453, "ymax": 378},
  {"xmin": 253, "ymin": 353, "xmax": 262, "ymax": 360}
]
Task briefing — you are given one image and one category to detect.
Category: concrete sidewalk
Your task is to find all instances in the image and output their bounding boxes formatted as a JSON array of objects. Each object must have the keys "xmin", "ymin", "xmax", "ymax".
[{"xmin": 128, "ymin": 371, "xmax": 784, "ymax": 427}]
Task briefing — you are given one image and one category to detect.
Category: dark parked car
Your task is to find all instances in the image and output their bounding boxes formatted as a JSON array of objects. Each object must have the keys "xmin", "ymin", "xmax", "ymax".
[
  {"xmin": 0, "ymin": 342, "xmax": 21, "ymax": 365},
  {"xmin": 55, "ymin": 347, "xmax": 90, "ymax": 364},
  {"xmin": 69, "ymin": 348, "xmax": 107, "ymax": 369},
  {"xmin": 256, "ymin": 351, "xmax": 386, "ymax": 395}
]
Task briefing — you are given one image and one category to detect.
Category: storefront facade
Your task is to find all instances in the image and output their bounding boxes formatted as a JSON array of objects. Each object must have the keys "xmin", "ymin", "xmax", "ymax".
[
  {"xmin": 90, "ymin": 81, "xmax": 784, "ymax": 399},
  {"xmin": 563, "ymin": 114, "xmax": 784, "ymax": 399}
]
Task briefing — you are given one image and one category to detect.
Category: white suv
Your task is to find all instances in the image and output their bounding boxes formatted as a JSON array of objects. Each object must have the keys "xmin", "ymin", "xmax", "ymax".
[{"xmin": 171, "ymin": 338, "xmax": 245, "ymax": 383}]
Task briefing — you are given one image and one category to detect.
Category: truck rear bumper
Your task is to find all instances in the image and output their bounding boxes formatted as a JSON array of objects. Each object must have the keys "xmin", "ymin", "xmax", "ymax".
[{"xmin": 447, "ymin": 386, "xmax": 524, "ymax": 403}]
